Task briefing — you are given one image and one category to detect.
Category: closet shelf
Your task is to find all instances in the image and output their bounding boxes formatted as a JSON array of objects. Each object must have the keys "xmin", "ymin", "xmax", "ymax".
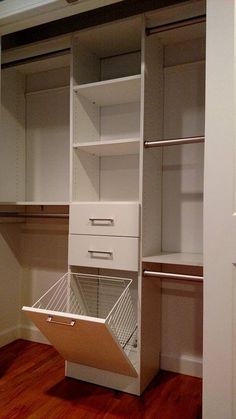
[
  {"xmin": 142, "ymin": 252, "xmax": 203, "ymax": 266},
  {"xmin": 73, "ymin": 138, "xmax": 140, "ymax": 156},
  {"xmin": 74, "ymin": 74, "xmax": 141, "ymax": 106}
]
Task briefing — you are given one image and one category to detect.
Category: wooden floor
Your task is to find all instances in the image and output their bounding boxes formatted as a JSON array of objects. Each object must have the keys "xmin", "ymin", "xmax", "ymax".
[{"xmin": 0, "ymin": 340, "xmax": 202, "ymax": 419}]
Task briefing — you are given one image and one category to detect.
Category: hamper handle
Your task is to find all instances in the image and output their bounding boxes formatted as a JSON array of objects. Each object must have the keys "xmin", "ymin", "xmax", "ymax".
[{"xmin": 47, "ymin": 316, "xmax": 75, "ymax": 326}]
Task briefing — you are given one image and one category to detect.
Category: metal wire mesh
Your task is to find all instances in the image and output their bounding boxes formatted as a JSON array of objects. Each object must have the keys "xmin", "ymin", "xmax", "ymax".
[{"xmin": 32, "ymin": 273, "xmax": 136, "ymax": 333}]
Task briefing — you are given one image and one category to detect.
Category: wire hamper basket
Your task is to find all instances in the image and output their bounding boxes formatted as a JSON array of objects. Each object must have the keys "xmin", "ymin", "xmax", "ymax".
[{"xmin": 32, "ymin": 272, "xmax": 137, "ymax": 353}]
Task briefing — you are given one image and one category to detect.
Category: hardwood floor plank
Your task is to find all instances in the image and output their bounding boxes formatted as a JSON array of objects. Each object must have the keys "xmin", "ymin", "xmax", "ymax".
[{"xmin": 0, "ymin": 340, "xmax": 202, "ymax": 419}]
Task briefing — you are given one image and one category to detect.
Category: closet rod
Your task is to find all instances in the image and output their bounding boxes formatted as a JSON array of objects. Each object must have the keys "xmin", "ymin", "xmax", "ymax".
[
  {"xmin": 144, "ymin": 135, "xmax": 205, "ymax": 148},
  {"xmin": 0, "ymin": 212, "xmax": 69, "ymax": 219},
  {"xmin": 143, "ymin": 270, "xmax": 203, "ymax": 282},
  {"xmin": 146, "ymin": 14, "xmax": 206, "ymax": 36},
  {"xmin": 1, "ymin": 48, "xmax": 70, "ymax": 70}
]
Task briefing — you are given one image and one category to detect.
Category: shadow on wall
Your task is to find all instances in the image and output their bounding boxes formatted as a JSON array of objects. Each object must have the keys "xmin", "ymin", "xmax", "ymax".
[{"xmin": 0, "ymin": 220, "xmax": 68, "ymax": 270}]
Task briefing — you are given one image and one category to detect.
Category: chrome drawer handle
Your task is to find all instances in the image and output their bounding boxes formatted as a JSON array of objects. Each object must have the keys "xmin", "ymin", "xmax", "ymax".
[
  {"xmin": 88, "ymin": 250, "xmax": 113, "ymax": 257},
  {"xmin": 89, "ymin": 218, "xmax": 114, "ymax": 225},
  {"xmin": 47, "ymin": 316, "xmax": 75, "ymax": 326}
]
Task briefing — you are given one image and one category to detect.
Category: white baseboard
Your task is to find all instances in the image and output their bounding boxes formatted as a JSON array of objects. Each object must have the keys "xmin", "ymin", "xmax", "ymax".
[
  {"xmin": 160, "ymin": 353, "xmax": 202, "ymax": 378},
  {"xmin": 19, "ymin": 325, "xmax": 50, "ymax": 345},
  {"xmin": 0, "ymin": 326, "xmax": 20, "ymax": 348}
]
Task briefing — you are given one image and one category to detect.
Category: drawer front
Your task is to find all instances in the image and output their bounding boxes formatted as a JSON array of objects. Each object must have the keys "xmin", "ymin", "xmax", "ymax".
[
  {"xmin": 69, "ymin": 203, "xmax": 139, "ymax": 237},
  {"xmin": 69, "ymin": 234, "xmax": 139, "ymax": 271},
  {"xmin": 23, "ymin": 310, "xmax": 137, "ymax": 377}
]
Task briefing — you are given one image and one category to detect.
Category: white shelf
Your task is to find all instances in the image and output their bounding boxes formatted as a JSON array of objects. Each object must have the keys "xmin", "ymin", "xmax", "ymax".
[
  {"xmin": 74, "ymin": 75, "xmax": 141, "ymax": 106},
  {"xmin": 142, "ymin": 252, "xmax": 203, "ymax": 267},
  {"xmin": 73, "ymin": 138, "xmax": 140, "ymax": 156}
]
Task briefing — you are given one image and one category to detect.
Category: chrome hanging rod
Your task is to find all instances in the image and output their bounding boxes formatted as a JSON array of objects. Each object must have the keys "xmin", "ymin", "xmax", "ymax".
[
  {"xmin": 146, "ymin": 14, "xmax": 206, "ymax": 36},
  {"xmin": 0, "ymin": 212, "xmax": 69, "ymax": 219},
  {"xmin": 143, "ymin": 270, "xmax": 203, "ymax": 282},
  {"xmin": 144, "ymin": 135, "xmax": 205, "ymax": 148}
]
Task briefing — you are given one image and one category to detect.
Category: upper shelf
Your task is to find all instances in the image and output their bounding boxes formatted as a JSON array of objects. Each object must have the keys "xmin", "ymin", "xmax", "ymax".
[{"xmin": 74, "ymin": 75, "xmax": 141, "ymax": 106}]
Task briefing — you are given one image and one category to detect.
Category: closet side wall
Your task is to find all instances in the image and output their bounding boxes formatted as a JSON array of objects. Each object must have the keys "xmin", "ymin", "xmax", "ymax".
[{"xmin": 0, "ymin": 221, "xmax": 22, "ymax": 346}]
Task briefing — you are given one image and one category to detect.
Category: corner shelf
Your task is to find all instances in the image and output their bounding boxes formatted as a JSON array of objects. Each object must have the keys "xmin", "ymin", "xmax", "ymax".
[
  {"xmin": 73, "ymin": 138, "xmax": 140, "ymax": 156},
  {"xmin": 74, "ymin": 75, "xmax": 141, "ymax": 106}
]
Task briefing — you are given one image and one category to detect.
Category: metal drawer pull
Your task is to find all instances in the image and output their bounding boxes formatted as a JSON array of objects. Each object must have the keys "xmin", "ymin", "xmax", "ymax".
[
  {"xmin": 88, "ymin": 250, "xmax": 113, "ymax": 256},
  {"xmin": 47, "ymin": 316, "xmax": 75, "ymax": 326},
  {"xmin": 89, "ymin": 218, "xmax": 114, "ymax": 225},
  {"xmin": 143, "ymin": 270, "xmax": 203, "ymax": 282}
]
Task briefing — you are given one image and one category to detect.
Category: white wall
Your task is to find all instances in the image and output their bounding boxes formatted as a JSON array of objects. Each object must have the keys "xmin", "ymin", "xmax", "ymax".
[
  {"xmin": 0, "ymin": 222, "xmax": 22, "ymax": 346},
  {"xmin": 19, "ymin": 220, "xmax": 69, "ymax": 342}
]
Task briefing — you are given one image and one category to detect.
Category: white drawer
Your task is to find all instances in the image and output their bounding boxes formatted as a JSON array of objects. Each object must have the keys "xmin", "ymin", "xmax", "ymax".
[
  {"xmin": 69, "ymin": 202, "xmax": 139, "ymax": 237},
  {"xmin": 69, "ymin": 234, "xmax": 139, "ymax": 271}
]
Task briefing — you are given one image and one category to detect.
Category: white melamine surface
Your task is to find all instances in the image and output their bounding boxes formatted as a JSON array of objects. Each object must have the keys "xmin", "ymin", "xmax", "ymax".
[
  {"xmin": 73, "ymin": 17, "xmax": 141, "ymax": 62},
  {"xmin": 164, "ymin": 61, "xmax": 205, "ymax": 140},
  {"xmin": 162, "ymin": 59, "xmax": 205, "ymax": 254},
  {"xmin": 1, "ymin": 69, "xmax": 26, "ymax": 202},
  {"xmin": 69, "ymin": 202, "xmax": 140, "ymax": 237},
  {"xmin": 69, "ymin": 235, "xmax": 139, "ymax": 271},
  {"xmin": 162, "ymin": 143, "xmax": 204, "ymax": 254},
  {"xmin": 142, "ymin": 252, "xmax": 203, "ymax": 266},
  {"xmin": 74, "ymin": 75, "xmax": 141, "ymax": 107},
  {"xmin": 204, "ymin": 1, "xmax": 236, "ymax": 417},
  {"xmin": 23, "ymin": 310, "xmax": 137, "ymax": 377},
  {"xmin": 26, "ymin": 87, "xmax": 69, "ymax": 202},
  {"xmin": 73, "ymin": 138, "xmax": 140, "ymax": 157}
]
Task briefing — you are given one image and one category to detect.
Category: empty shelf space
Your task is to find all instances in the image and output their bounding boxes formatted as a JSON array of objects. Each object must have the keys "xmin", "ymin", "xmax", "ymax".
[
  {"xmin": 74, "ymin": 75, "xmax": 141, "ymax": 106},
  {"xmin": 73, "ymin": 138, "xmax": 140, "ymax": 156}
]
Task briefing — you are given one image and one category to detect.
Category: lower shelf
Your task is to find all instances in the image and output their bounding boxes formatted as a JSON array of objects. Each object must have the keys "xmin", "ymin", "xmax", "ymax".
[{"xmin": 22, "ymin": 272, "xmax": 138, "ymax": 377}]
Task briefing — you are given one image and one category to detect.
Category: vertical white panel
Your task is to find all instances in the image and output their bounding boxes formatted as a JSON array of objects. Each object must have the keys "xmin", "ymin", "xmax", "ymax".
[
  {"xmin": 162, "ymin": 143, "xmax": 204, "ymax": 253},
  {"xmin": 164, "ymin": 62, "xmax": 205, "ymax": 139},
  {"xmin": 0, "ymin": 68, "xmax": 26, "ymax": 202},
  {"xmin": 26, "ymin": 87, "xmax": 69, "ymax": 202},
  {"xmin": 100, "ymin": 154, "xmax": 139, "ymax": 201},
  {"xmin": 140, "ymin": 30, "xmax": 163, "ymax": 391},
  {"xmin": 142, "ymin": 37, "xmax": 163, "ymax": 257},
  {"xmin": 204, "ymin": 1, "xmax": 236, "ymax": 418},
  {"xmin": 0, "ymin": 223, "xmax": 22, "ymax": 347}
]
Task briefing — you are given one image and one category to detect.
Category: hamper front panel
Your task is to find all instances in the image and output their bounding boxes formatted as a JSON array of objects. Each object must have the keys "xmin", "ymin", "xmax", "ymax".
[
  {"xmin": 23, "ymin": 310, "xmax": 137, "ymax": 377},
  {"xmin": 68, "ymin": 235, "xmax": 139, "ymax": 271},
  {"xmin": 69, "ymin": 202, "xmax": 140, "ymax": 237}
]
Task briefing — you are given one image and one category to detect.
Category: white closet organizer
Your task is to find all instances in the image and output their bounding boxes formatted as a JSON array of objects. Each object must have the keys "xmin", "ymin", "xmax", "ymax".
[
  {"xmin": 69, "ymin": 19, "xmax": 142, "ymax": 277},
  {"xmin": 0, "ymin": 4, "xmax": 206, "ymax": 396},
  {"xmin": 0, "ymin": 53, "xmax": 70, "ymax": 204}
]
